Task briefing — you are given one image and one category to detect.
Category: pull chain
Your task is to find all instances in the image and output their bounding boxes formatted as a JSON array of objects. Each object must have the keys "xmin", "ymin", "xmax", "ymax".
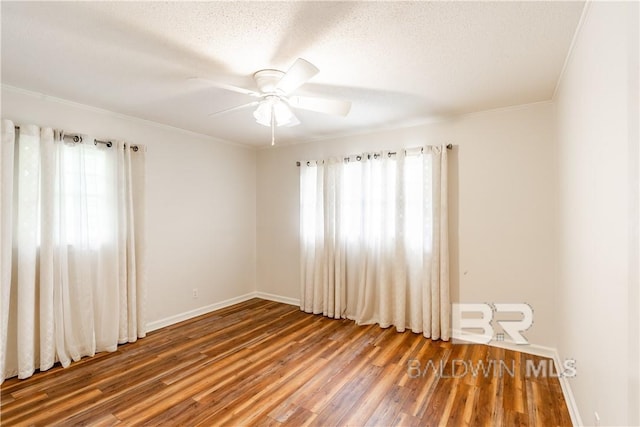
[{"xmin": 271, "ymin": 106, "xmax": 275, "ymax": 146}]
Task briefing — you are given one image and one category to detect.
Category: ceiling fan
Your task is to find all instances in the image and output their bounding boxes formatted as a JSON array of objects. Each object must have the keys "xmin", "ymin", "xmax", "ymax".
[{"xmin": 196, "ymin": 58, "xmax": 352, "ymax": 145}]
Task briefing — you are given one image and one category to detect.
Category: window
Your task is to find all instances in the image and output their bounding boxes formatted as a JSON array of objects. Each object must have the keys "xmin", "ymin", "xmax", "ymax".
[
  {"xmin": 57, "ymin": 142, "xmax": 109, "ymax": 248},
  {"xmin": 300, "ymin": 152, "xmax": 430, "ymax": 252}
]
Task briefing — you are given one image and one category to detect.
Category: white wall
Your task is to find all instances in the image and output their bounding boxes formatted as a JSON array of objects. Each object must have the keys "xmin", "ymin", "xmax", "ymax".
[
  {"xmin": 1, "ymin": 86, "xmax": 257, "ymax": 326},
  {"xmin": 554, "ymin": 2, "xmax": 639, "ymax": 426},
  {"xmin": 256, "ymin": 102, "xmax": 559, "ymax": 347}
]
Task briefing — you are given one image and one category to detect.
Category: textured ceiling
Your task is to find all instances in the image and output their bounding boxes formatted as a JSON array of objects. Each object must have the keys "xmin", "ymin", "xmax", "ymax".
[{"xmin": 1, "ymin": 1, "xmax": 585, "ymax": 146}]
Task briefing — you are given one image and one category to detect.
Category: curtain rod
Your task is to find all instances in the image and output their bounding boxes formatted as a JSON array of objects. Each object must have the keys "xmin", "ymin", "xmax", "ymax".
[
  {"xmin": 13, "ymin": 125, "xmax": 139, "ymax": 151},
  {"xmin": 296, "ymin": 143, "xmax": 453, "ymax": 167}
]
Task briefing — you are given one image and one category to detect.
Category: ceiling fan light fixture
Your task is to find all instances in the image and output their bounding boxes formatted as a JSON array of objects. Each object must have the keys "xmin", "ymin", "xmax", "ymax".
[
  {"xmin": 272, "ymin": 100, "xmax": 295, "ymax": 126},
  {"xmin": 253, "ymin": 101, "xmax": 273, "ymax": 126},
  {"xmin": 253, "ymin": 97, "xmax": 296, "ymax": 127}
]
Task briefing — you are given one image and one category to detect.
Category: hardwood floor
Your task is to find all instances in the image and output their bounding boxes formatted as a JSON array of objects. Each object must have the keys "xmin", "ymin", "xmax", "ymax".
[{"xmin": 1, "ymin": 298, "xmax": 572, "ymax": 426}]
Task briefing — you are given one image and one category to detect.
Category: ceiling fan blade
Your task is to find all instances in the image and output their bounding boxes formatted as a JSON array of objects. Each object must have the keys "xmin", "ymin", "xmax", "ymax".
[
  {"xmin": 275, "ymin": 58, "xmax": 319, "ymax": 95},
  {"xmin": 208, "ymin": 101, "xmax": 260, "ymax": 118},
  {"xmin": 189, "ymin": 77, "xmax": 261, "ymax": 97},
  {"xmin": 289, "ymin": 96, "xmax": 352, "ymax": 117}
]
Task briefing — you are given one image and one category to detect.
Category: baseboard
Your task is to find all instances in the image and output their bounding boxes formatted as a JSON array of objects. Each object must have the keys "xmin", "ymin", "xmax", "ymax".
[
  {"xmin": 551, "ymin": 349, "xmax": 583, "ymax": 427},
  {"xmin": 451, "ymin": 328, "xmax": 556, "ymax": 358},
  {"xmin": 145, "ymin": 291, "xmax": 300, "ymax": 333},
  {"xmin": 452, "ymin": 329, "xmax": 581, "ymax": 426},
  {"xmin": 254, "ymin": 291, "xmax": 300, "ymax": 307},
  {"xmin": 146, "ymin": 292, "xmax": 257, "ymax": 332}
]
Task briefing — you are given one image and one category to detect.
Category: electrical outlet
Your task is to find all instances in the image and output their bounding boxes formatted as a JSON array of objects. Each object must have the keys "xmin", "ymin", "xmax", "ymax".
[
  {"xmin": 192, "ymin": 288, "xmax": 198, "ymax": 299},
  {"xmin": 594, "ymin": 411, "xmax": 600, "ymax": 426}
]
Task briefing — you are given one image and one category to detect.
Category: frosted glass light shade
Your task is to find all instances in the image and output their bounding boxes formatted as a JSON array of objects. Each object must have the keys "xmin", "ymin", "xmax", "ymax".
[{"xmin": 253, "ymin": 98, "xmax": 295, "ymax": 127}]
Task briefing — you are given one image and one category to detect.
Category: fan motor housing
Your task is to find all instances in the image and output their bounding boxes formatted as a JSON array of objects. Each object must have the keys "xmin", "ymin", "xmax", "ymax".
[{"xmin": 253, "ymin": 69, "xmax": 285, "ymax": 93}]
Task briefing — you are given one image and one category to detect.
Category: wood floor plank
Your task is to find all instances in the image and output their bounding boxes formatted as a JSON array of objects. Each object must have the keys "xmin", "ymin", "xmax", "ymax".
[
  {"xmin": 195, "ymin": 323, "xmax": 343, "ymax": 425},
  {"xmin": 313, "ymin": 362, "xmax": 385, "ymax": 425},
  {"xmin": 0, "ymin": 298, "xmax": 572, "ymax": 426},
  {"xmin": 404, "ymin": 343, "xmax": 450, "ymax": 418},
  {"xmin": 267, "ymin": 325, "xmax": 378, "ymax": 420},
  {"xmin": 392, "ymin": 411, "xmax": 422, "ymax": 427}
]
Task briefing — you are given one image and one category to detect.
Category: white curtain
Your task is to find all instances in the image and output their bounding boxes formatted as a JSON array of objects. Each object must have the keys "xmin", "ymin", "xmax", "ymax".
[
  {"xmin": 300, "ymin": 146, "xmax": 449, "ymax": 340},
  {"xmin": 0, "ymin": 120, "xmax": 146, "ymax": 382}
]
